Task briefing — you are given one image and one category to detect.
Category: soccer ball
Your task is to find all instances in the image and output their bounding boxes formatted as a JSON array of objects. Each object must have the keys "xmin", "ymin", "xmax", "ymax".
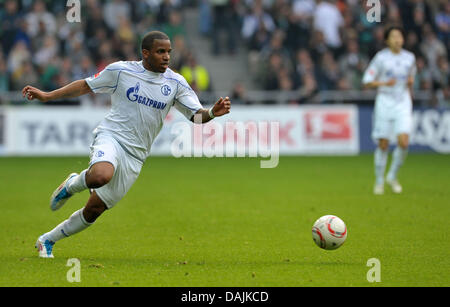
[{"xmin": 312, "ymin": 215, "xmax": 347, "ymax": 250}]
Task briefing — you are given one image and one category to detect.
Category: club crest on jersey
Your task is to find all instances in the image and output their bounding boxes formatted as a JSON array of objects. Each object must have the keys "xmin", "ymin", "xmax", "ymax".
[
  {"xmin": 126, "ymin": 82, "xmax": 167, "ymax": 110},
  {"xmin": 161, "ymin": 84, "xmax": 171, "ymax": 96}
]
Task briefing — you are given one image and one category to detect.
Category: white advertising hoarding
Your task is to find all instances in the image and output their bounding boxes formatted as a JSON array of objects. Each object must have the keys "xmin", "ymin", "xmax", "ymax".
[{"xmin": 5, "ymin": 107, "xmax": 106, "ymax": 155}]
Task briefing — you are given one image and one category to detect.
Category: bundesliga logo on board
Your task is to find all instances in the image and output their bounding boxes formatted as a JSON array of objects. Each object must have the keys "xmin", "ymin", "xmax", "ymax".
[{"xmin": 304, "ymin": 111, "xmax": 352, "ymax": 141}]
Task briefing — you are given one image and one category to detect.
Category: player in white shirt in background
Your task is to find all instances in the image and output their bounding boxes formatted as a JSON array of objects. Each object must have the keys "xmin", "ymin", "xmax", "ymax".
[
  {"xmin": 22, "ymin": 31, "xmax": 232, "ymax": 258},
  {"xmin": 363, "ymin": 27, "xmax": 416, "ymax": 195}
]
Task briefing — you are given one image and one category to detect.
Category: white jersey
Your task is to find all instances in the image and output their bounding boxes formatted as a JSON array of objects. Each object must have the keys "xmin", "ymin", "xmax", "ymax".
[
  {"xmin": 363, "ymin": 48, "xmax": 416, "ymax": 111},
  {"xmin": 85, "ymin": 60, "xmax": 203, "ymax": 162}
]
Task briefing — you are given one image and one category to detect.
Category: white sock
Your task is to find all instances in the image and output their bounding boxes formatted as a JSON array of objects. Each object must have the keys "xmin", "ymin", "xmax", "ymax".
[
  {"xmin": 43, "ymin": 208, "xmax": 92, "ymax": 243},
  {"xmin": 387, "ymin": 146, "xmax": 408, "ymax": 181},
  {"xmin": 67, "ymin": 170, "xmax": 88, "ymax": 194},
  {"xmin": 374, "ymin": 147, "xmax": 388, "ymax": 185}
]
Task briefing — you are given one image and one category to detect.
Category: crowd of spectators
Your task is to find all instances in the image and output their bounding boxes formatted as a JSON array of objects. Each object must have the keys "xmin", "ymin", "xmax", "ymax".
[
  {"xmin": 0, "ymin": 0, "xmax": 202, "ymax": 105},
  {"xmin": 0, "ymin": 0, "xmax": 449, "ymax": 106},
  {"xmin": 203, "ymin": 0, "xmax": 449, "ymax": 106}
]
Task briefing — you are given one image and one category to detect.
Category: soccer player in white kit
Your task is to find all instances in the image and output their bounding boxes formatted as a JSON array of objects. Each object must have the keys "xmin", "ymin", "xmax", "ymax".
[
  {"xmin": 22, "ymin": 31, "xmax": 232, "ymax": 258},
  {"xmin": 362, "ymin": 27, "xmax": 416, "ymax": 195}
]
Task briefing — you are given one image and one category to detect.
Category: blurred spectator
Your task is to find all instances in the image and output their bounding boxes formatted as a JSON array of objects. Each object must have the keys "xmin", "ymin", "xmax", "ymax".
[
  {"xmin": 66, "ymin": 35, "xmax": 89, "ymax": 68},
  {"xmin": 180, "ymin": 53, "xmax": 212, "ymax": 92},
  {"xmin": 0, "ymin": 0, "xmax": 23, "ymax": 56},
  {"xmin": 210, "ymin": 0, "xmax": 239, "ymax": 55},
  {"xmin": 7, "ymin": 41, "xmax": 30, "ymax": 73},
  {"xmin": 96, "ymin": 40, "xmax": 118, "ymax": 71},
  {"xmin": 121, "ymin": 42, "xmax": 139, "ymax": 61},
  {"xmin": 25, "ymin": 0, "xmax": 56, "ymax": 38},
  {"xmin": 316, "ymin": 51, "xmax": 340, "ymax": 91},
  {"xmin": 230, "ymin": 82, "xmax": 249, "ymax": 105},
  {"xmin": 384, "ymin": 1, "xmax": 402, "ymax": 25},
  {"xmin": 309, "ymin": 30, "xmax": 329, "ymax": 60},
  {"xmin": 267, "ymin": 0, "xmax": 289, "ymax": 39},
  {"xmin": 58, "ymin": 56, "xmax": 74, "ymax": 86},
  {"xmin": 247, "ymin": 22, "xmax": 272, "ymax": 53},
  {"xmin": 241, "ymin": 0, "xmax": 276, "ymax": 43},
  {"xmin": 434, "ymin": 56, "xmax": 450, "ymax": 107},
  {"xmin": 260, "ymin": 29, "xmax": 289, "ymax": 60},
  {"xmin": 117, "ymin": 16, "xmax": 136, "ymax": 44},
  {"xmin": 355, "ymin": 0, "xmax": 378, "ymax": 52},
  {"xmin": 340, "ymin": 4, "xmax": 357, "ymax": 44},
  {"xmin": 103, "ymin": 0, "xmax": 131, "ymax": 31},
  {"xmin": 0, "ymin": 55, "xmax": 9, "ymax": 92},
  {"xmin": 298, "ymin": 73, "xmax": 318, "ymax": 103},
  {"xmin": 85, "ymin": 4, "xmax": 110, "ymax": 40},
  {"xmin": 409, "ymin": 5, "xmax": 428, "ymax": 41},
  {"xmin": 250, "ymin": 29, "xmax": 290, "ymax": 79},
  {"xmin": 198, "ymin": 0, "xmax": 212, "ymax": 36},
  {"xmin": 39, "ymin": 58, "xmax": 59, "ymax": 91},
  {"xmin": 170, "ymin": 35, "xmax": 190, "ymax": 72},
  {"xmin": 292, "ymin": 0, "xmax": 316, "ymax": 20},
  {"xmin": 366, "ymin": 26, "xmax": 385, "ymax": 58},
  {"xmin": 278, "ymin": 68, "xmax": 295, "ymax": 92},
  {"xmin": 11, "ymin": 60, "xmax": 40, "ymax": 91},
  {"xmin": 34, "ymin": 35, "xmax": 59, "ymax": 67},
  {"xmin": 0, "ymin": 0, "xmax": 449, "ymax": 107},
  {"xmin": 400, "ymin": 0, "xmax": 434, "ymax": 40},
  {"xmin": 336, "ymin": 76, "xmax": 351, "ymax": 91},
  {"xmin": 262, "ymin": 52, "xmax": 284, "ymax": 90},
  {"xmin": 162, "ymin": 11, "xmax": 186, "ymax": 40},
  {"xmin": 404, "ymin": 31, "xmax": 422, "ymax": 57},
  {"xmin": 420, "ymin": 24, "xmax": 448, "ymax": 74},
  {"xmin": 285, "ymin": 5, "xmax": 311, "ymax": 51},
  {"xmin": 435, "ymin": 2, "xmax": 450, "ymax": 48},
  {"xmin": 313, "ymin": 0, "xmax": 344, "ymax": 53},
  {"xmin": 294, "ymin": 48, "xmax": 316, "ymax": 86},
  {"xmin": 72, "ymin": 55, "xmax": 97, "ymax": 81},
  {"xmin": 86, "ymin": 28, "xmax": 109, "ymax": 64},
  {"xmin": 338, "ymin": 39, "xmax": 369, "ymax": 90},
  {"xmin": 156, "ymin": 0, "xmax": 177, "ymax": 26},
  {"xmin": 434, "ymin": 55, "xmax": 450, "ymax": 92}
]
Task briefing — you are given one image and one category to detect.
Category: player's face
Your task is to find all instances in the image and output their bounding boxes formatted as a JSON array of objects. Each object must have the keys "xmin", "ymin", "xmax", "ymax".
[
  {"xmin": 143, "ymin": 39, "xmax": 171, "ymax": 73},
  {"xmin": 386, "ymin": 30, "xmax": 404, "ymax": 53}
]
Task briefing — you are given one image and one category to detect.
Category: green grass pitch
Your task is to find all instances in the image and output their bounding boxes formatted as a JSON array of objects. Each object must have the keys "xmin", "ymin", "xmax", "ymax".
[{"xmin": 0, "ymin": 154, "xmax": 449, "ymax": 287}]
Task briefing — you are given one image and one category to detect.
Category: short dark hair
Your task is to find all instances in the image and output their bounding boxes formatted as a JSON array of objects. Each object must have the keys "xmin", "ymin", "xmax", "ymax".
[
  {"xmin": 384, "ymin": 26, "xmax": 405, "ymax": 41},
  {"xmin": 141, "ymin": 31, "xmax": 170, "ymax": 51}
]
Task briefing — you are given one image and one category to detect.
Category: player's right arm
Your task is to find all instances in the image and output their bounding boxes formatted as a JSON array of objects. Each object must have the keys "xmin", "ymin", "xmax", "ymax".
[
  {"xmin": 22, "ymin": 62, "xmax": 122, "ymax": 102},
  {"xmin": 22, "ymin": 80, "xmax": 92, "ymax": 102}
]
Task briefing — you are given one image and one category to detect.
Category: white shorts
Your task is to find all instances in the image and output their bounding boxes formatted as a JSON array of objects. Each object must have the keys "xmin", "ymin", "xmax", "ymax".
[
  {"xmin": 89, "ymin": 133, "xmax": 143, "ymax": 209},
  {"xmin": 372, "ymin": 95, "xmax": 412, "ymax": 142}
]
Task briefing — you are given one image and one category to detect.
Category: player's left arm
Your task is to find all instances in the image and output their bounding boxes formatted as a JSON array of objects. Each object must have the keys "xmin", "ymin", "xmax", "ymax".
[
  {"xmin": 174, "ymin": 74, "xmax": 231, "ymax": 123},
  {"xmin": 191, "ymin": 96, "xmax": 231, "ymax": 124}
]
